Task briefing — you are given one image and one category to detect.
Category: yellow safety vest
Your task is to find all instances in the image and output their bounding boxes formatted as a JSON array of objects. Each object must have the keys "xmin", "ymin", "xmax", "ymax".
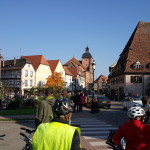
[{"xmin": 32, "ymin": 122, "xmax": 81, "ymax": 150}]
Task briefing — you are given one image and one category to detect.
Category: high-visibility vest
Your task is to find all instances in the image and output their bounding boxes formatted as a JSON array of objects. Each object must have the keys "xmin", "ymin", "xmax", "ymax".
[{"xmin": 32, "ymin": 122, "xmax": 81, "ymax": 150}]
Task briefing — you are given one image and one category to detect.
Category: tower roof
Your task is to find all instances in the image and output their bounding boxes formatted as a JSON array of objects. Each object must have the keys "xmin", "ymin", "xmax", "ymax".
[{"xmin": 82, "ymin": 46, "xmax": 92, "ymax": 58}]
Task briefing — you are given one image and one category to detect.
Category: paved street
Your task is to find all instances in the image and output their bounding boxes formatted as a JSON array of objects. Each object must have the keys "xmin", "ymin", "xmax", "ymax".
[{"xmin": 0, "ymin": 101, "xmax": 126, "ymax": 150}]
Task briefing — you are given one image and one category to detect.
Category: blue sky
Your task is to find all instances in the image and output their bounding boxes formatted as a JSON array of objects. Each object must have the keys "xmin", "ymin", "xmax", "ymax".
[{"xmin": 0, "ymin": 0, "xmax": 150, "ymax": 78}]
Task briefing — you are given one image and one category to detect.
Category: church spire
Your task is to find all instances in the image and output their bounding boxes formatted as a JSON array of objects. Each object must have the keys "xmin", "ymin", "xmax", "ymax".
[
  {"xmin": 85, "ymin": 46, "xmax": 89, "ymax": 53},
  {"xmin": 82, "ymin": 46, "xmax": 92, "ymax": 58}
]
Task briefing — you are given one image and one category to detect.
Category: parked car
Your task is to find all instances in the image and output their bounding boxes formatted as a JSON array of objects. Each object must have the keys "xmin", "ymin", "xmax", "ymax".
[
  {"xmin": 96, "ymin": 95, "xmax": 111, "ymax": 109},
  {"xmin": 122, "ymin": 96, "xmax": 143, "ymax": 109}
]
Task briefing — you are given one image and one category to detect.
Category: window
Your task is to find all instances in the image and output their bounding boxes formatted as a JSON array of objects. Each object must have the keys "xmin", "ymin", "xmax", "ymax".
[
  {"xmin": 30, "ymin": 71, "xmax": 33, "ymax": 77},
  {"xmin": 133, "ymin": 61, "xmax": 143, "ymax": 70},
  {"xmin": 131, "ymin": 76, "xmax": 142, "ymax": 83},
  {"xmin": 25, "ymin": 80, "xmax": 28, "ymax": 86},
  {"xmin": 30, "ymin": 80, "xmax": 33, "ymax": 86},
  {"xmin": 25, "ymin": 70, "xmax": 28, "ymax": 77},
  {"xmin": 60, "ymin": 71, "xmax": 63, "ymax": 75}
]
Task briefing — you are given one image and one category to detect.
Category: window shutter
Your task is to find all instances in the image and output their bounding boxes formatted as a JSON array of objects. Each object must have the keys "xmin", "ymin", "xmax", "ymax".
[
  {"xmin": 131, "ymin": 76, "xmax": 133, "ymax": 83},
  {"xmin": 139, "ymin": 76, "xmax": 142, "ymax": 83}
]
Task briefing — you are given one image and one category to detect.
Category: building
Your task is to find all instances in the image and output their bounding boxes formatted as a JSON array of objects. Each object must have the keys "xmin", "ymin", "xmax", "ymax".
[
  {"xmin": 1, "ymin": 58, "xmax": 35, "ymax": 95},
  {"xmin": 95, "ymin": 75, "xmax": 108, "ymax": 94},
  {"xmin": 21, "ymin": 55, "xmax": 52, "ymax": 87},
  {"xmin": 0, "ymin": 46, "xmax": 95, "ymax": 94},
  {"xmin": 63, "ymin": 46, "xmax": 94, "ymax": 92},
  {"xmin": 81, "ymin": 46, "xmax": 94, "ymax": 91},
  {"xmin": 63, "ymin": 66, "xmax": 73, "ymax": 91},
  {"xmin": 108, "ymin": 22, "xmax": 150, "ymax": 100},
  {"xmin": 47, "ymin": 60, "xmax": 65, "ymax": 80}
]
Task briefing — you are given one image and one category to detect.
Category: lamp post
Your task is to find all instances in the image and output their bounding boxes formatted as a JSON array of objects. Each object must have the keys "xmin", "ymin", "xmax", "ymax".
[
  {"xmin": 91, "ymin": 59, "xmax": 98, "ymax": 113},
  {"xmin": 92, "ymin": 60, "xmax": 96, "ymax": 98}
]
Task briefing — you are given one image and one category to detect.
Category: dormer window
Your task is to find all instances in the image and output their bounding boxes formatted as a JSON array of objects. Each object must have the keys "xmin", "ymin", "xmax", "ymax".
[{"xmin": 133, "ymin": 61, "xmax": 143, "ymax": 70}]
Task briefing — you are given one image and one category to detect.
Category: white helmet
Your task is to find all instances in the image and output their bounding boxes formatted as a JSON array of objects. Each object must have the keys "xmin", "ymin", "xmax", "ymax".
[{"xmin": 127, "ymin": 107, "xmax": 145, "ymax": 119}]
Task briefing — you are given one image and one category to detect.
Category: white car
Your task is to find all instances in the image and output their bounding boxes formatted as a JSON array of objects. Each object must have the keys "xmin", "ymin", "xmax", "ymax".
[{"xmin": 122, "ymin": 96, "xmax": 143, "ymax": 109}]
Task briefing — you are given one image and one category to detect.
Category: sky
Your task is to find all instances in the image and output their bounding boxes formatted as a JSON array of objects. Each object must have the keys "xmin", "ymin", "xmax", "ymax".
[{"xmin": 0, "ymin": 0, "xmax": 150, "ymax": 79}]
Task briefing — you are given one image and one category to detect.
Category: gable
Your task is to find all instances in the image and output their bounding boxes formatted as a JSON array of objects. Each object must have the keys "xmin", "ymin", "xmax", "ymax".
[
  {"xmin": 47, "ymin": 60, "xmax": 59, "ymax": 73},
  {"xmin": 21, "ymin": 55, "xmax": 49, "ymax": 70},
  {"xmin": 109, "ymin": 22, "xmax": 150, "ymax": 77}
]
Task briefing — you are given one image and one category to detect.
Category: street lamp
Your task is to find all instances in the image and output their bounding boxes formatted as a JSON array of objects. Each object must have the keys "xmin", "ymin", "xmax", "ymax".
[
  {"xmin": 92, "ymin": 60, "xmax": 96, "ymax": 98},
  {"xmin": 91, "ymin": 59, "xmax": 97, "ymax": 113}
]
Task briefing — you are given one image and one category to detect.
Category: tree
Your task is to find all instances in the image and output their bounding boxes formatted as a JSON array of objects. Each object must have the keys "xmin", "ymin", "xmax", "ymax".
[{"xmin": 45, "ymin": 72, "xmax": 65, "ymax": 94}]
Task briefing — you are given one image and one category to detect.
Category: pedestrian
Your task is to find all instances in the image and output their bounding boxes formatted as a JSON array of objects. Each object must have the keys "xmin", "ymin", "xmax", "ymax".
[
  {"xmin": 73, "ymin": 91, "xmax": 81, "ymax": 113},
  {"xmin": 79, "ymin": 92, "xmax": 85, "ymax": 112},
  {"xmin": 142, "ymin": 96, "xmax": 150, "ymax": 124},
  {"xmin": 32, "ymin": 98, "xmax": 82, "ymax": 150},
  {"xmin": 90, "ymin": 96, "xmax": 99, "ymax": 114},
  {"xmin": 35, "ymin": 88, "xmax": 55, "ymax": 128},
  {"xmin": 113, "ymin": 107, "xmax": 150, "ymax": 150}
]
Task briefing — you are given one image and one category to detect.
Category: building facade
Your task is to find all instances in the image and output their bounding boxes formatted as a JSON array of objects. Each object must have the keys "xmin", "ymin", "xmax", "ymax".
[
  {"xmin": 95, "ymin": 75, "xmax": 108, "ymax": 94},
  {"xmin": 63, "ymin": 47, "xmax": 94, "ymax": 92},
  {"xmin": 21, "ymin": 55, "xmax": 52, "ymax": 87},
  {"xmin": 108, "ymin": 22, "xmax": 150, "ymax": 100},
  {"xmin": 1, "ymin": 58, "xmax": 35, "ymax": 95}
]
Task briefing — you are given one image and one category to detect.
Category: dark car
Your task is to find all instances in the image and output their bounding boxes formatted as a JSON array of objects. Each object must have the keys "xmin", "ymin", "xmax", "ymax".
[{"xmin": 96, "ymin": 95, "xmax": 111, "ymax": 108}]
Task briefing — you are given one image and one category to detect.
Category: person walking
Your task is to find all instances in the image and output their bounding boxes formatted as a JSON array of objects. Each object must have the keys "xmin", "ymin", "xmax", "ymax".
[
  {"xmin": 32, "ymin": 98, "xmax": 82, "ymax": 150},
  {"xmin": 142, "ymin": 96, "xmax": 150, "ymax": 124},
  {"xmin": 35, "ymin": 88, "xmax": 55, "ymax": 128},
  {"xmin": 79, "ymin": 92, "xmax": 85, "ymax": 112},
  {"xmin": 113, "ymin": 107, "xmax": 150, "ymax": 150},
  {"xmin": 73, "ymin": 91, "xmax": 81, "ymax": 113}
]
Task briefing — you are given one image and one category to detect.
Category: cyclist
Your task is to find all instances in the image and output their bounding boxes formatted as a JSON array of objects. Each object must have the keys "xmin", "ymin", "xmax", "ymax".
[
  {"xmin": 35, "ymin": 88, "xmax": 55, "ymax": 128},
  {"xmin": 32, "ymin": 98, "xmax": 82, "ymax": 150},
  {"xmin": 113, "ymin": 107, "xmax": 150, "ymax": 150}
]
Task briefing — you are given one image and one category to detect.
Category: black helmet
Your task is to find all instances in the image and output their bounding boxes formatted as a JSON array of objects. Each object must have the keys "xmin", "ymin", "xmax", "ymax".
[{"xmin": 52, "ymin": 98, "xmax": 74, "ymax": 117}]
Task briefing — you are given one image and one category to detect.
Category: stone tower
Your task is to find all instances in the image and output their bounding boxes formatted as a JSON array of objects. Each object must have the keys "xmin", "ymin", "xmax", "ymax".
[{"xmin": 82, "ymin": 46, "xmax": 93, "ymax": 73}]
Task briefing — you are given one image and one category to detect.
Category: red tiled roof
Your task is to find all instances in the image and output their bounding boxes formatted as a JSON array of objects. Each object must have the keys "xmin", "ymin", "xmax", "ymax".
[
  {"xmin": 63, "ymin": 57, "xmax": 88, "ymax": 79},
  {"xmin": 109, "ymin": 22, "xmax": 150, "ymax": 77},
  {"xmin": 21, "ymin": 55, "xmax": 49, "ymax": 70},
  {"xmin": 67, "ymin": 67, "xmax": 78, "ymax": 79},
  {"xmin": 63, "ymin": 66, "xmax": 72, "ymax": 76},
  {"xmin": 64, "ymin": 57, "xmax": 86, "ymax": 70},
  {"xmin": 95, "ymin": 75, "xmax": 108, "ymax": 83},
  {"xmin": 47, "ymin": 60, "xmax": 59, "ymax": 73}
]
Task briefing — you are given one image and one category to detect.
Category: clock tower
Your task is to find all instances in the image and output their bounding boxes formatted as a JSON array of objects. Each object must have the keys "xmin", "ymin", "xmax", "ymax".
[{"xmin": 82, "ymin": 46, "xmax": 93, "ymax": 73}]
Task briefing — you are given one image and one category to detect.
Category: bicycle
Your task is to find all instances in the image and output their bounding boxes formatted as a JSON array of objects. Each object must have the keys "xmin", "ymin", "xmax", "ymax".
[
  {"xmin": 106, "ymin": 130, "xmax": 126, "ymax": 150},
  {"xmin": 20, "ymin": 127, "xmax": 35, "ymax": 150}
]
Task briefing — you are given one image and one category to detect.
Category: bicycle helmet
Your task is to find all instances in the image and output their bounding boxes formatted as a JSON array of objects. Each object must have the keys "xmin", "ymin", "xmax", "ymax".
[
  {"xmin": 127, "ymin": 107, "xmax": 145, "ymax": 119},
  {"xmin": 52, "ymin": 98, "xmax": 74, "ymax": 117}
]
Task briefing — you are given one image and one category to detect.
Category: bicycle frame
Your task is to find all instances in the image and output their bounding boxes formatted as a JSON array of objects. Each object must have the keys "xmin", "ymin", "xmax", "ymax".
[{"xmin": 20, "ymin": 127, "xmax": 35, "ymax": 150}]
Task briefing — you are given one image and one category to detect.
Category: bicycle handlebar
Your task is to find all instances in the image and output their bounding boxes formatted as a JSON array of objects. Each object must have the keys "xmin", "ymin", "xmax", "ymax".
[
  {"xmin": 20, "ymin": 132, "xmax": 27, "ymax": 138},
  {"xmin": 0, "ymin": 134, "xmax": 5, "ymax": 137}
]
